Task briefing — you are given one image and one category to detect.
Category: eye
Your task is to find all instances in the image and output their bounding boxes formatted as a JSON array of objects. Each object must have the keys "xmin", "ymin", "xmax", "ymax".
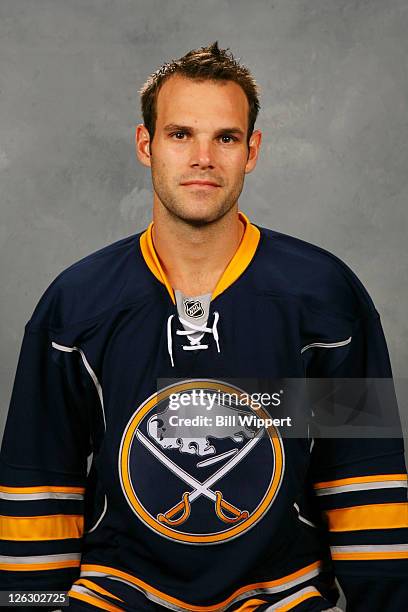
[
  {"xmin": 170, "ymin": 131, "xmax": 187, "ymax": 140},
  {"xmin": 219, "ymin": 134, "xmax": 237, "ymax": 144}
]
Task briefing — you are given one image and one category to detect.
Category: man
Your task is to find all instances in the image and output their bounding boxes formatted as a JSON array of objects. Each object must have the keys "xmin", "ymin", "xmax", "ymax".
[{"xmin": 0, "ymin": 42, "xmax": 407, "ymax": 611}]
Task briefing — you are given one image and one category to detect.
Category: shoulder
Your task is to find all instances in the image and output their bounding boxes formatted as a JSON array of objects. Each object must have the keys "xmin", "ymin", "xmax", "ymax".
[
  {"xmin": 253, "ymin": 225, "xmax": 379, "ymax": 320},
  {"xmin": 27, "ymin": 232, "xmax": 152, "ymax": 330}
]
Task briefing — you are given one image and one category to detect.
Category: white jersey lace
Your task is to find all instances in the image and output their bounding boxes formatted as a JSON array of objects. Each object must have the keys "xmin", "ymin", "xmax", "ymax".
[{"xmin": 167, "ymin": 312, "xmax": 220, "ymax": 367}]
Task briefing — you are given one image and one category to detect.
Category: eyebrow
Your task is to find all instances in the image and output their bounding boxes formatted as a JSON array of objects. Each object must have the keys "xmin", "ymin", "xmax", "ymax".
[{"xmin": 163, "ymin": 123, "xmax": 245, "ymax": 137}]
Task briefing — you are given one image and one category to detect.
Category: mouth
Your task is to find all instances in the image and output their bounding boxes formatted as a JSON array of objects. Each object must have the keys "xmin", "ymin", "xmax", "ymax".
[{"xmin": 181, "ymin": 180, "xmax": 221, "ymax": 188}]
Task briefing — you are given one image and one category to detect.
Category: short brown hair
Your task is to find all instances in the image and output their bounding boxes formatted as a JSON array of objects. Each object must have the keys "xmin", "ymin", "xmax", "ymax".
[{"xmin": 139, "ymin": 41, "xmax": 260, "ymax": 146}]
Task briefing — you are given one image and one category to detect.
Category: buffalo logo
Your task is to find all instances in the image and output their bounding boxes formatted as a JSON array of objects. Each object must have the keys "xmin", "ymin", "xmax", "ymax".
[
  {"xmin": 119, "ymin": 380, "xmax": 284, "ymax": 545},
  {"xmin": 183, "ymin": 299, "xmax": 204, "ymax": 318}
]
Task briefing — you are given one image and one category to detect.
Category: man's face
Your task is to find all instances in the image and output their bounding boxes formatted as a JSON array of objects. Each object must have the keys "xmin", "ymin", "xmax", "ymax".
[{"xmin": 137, "ymin": 75, "xmax": 261, "ymax": 225}]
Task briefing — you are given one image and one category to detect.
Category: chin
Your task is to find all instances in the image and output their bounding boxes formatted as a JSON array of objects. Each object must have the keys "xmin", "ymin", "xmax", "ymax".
[
  {"xmin": 174, "ymin": 199, "xmax": 235, "ymax": 226},
  {"xmin": 177, "ymin": 208, "xmax": 228, "ymax": 227}
]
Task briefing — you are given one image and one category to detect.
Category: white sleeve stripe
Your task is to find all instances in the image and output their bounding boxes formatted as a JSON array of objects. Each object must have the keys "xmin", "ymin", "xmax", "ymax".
[
  {"xmin": 85, "ymin": 494, "xmax": 108, "ymax": 534},
  {"xmin": 315, "ymin": 480, "xmax": 408, "ymax": 495},
  {"xmin": 300, "ymin": 336, "xmax": 352, "ymax": 354},
  {"xmin": 0, "ymin": 553, "xmax": 81, "ymax": 564},
  {"xmin": 331, "ymin": 544, "xmax": 408, "ymax": 553},
  {"xmin": 293, "ymin": 503, "xmax": 317, "ymax": 528},
  {"xmin": 264, "ymin": 586, "xmax": 321, "ymax": 610},
  {"xmin": 0, "ymin": 492, "xmax": 84, "ymax": 501},
  {"xmin": 51, "ymin": 341, "xmax": 106, "ymax": 431}
]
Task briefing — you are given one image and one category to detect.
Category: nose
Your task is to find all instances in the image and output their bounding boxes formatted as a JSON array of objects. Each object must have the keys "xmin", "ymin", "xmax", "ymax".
[{"xmin": 190, "ymin": 138, "xmax": 215, "ymax": 169}]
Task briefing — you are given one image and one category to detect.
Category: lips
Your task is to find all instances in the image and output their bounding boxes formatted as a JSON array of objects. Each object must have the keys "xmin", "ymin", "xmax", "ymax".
[{"xmin": 181, "ymin": 180, "xmax": 221, "ymax": 187}]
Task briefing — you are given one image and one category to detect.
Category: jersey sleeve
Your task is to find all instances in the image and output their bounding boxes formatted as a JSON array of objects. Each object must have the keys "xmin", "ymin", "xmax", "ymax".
[
  {"xmin": 0, "ymin": 323, "xmax": 92, "ymax": 590},
  {"xmin": 306, "ymin": 312, "xmax": 408, "ymax": 610}
]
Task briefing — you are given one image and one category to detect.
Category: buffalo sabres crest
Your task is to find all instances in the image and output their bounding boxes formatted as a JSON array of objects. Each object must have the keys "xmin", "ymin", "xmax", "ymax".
[{"xmin": 119, "ymin": 380, "xmax": 285, "ymax": 545}]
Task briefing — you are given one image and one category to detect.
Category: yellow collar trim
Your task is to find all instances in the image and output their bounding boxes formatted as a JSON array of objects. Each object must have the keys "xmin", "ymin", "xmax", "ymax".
[{"xmin": 139, "ymin": 211, "xmax": 260, "ymax": 304}]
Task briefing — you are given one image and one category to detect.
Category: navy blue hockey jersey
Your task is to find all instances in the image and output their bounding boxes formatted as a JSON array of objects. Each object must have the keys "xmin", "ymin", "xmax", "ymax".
[{"xmin": 0, "ymin": 212, "xmax": 407, "ymax": 611}]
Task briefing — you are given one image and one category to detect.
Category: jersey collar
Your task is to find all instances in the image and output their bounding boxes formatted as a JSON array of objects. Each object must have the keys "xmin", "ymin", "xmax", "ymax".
[{"xmin": 139, "ymin": 211, "xmax": 260, "ymax": 304}]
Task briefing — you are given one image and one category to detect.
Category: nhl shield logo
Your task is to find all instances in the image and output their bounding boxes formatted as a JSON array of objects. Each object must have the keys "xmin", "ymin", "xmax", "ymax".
[
  {"xmin": 183, "ymin": 299, "xmax": 204, "ymax": 318},
  {"xmin": 119, "ymin": 380, "xmax": 285, "ymax": 545}
]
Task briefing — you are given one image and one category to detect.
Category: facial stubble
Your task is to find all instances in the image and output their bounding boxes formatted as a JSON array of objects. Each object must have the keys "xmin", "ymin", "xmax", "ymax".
[{"xmin": 150, "ymin": 159, "xmax": 246, "ymax": 227}]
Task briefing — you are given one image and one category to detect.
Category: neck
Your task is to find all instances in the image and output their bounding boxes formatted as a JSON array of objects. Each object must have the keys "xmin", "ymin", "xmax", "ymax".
[{"xmin": 151, "ymin": 204, "xmax": 244, "ymax": 297}]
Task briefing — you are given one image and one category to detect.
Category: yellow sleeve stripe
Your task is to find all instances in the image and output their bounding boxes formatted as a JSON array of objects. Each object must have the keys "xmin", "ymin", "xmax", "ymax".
[
  {"xmin": 0, "ymin": 485, "xmax": 85, "ymax": 494},
  {"xmin": 68, "ymin": 590, "xmax": 123, "ymax": 612},
  {"xmin": 326, "ymin": 502, "xmax": 408, "ymax": 532},
  {"xmin": 331, "ymin": 544, "xmax": 408, "ymax": 561},
  {"xmin": 0, "ymin": 559, "xmax": 80, "ymax": 571},
  {"xmin": 0, "ymin": 514, "xmax": 83, "ymax": 540},
  {"xmin": 233, "ymin": 599, "xmax": 268, "ymax": 611},
  {"xmin": 314, "ymin": 474, "xmax": 407, "ymax": 489},
  {"xmin": 332, "ymin": 551, "xmax": 408, "ymax": 560},
  {"xmin": 74, "ymin": 579, "xmax": 124, "ymax": 602}
]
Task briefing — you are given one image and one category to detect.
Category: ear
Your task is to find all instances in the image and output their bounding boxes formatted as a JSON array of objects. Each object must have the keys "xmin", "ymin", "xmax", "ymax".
[
  {"xmin": 244, "ymin": 129, "xmax": 262, "ymax": 174},
  {"xmin": 135, "ymin": 124, "xmax": 152, "ymax": 168}
]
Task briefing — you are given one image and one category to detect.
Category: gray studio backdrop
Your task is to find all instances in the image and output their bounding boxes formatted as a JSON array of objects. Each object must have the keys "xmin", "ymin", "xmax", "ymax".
[
  {"xmin": 1, "ymin": 0, "xmax": 407, "ymax": 482},
  {"xmin": 0, "ymin": 0, "xmax": 408, "ymax": 608},
  {"xmin": 4, "ymin": 0, "xmax": 407, "ymax": 440},
  {"xmin": 2, "ymin": 2, "xmax": 407, "ymax": 608}
]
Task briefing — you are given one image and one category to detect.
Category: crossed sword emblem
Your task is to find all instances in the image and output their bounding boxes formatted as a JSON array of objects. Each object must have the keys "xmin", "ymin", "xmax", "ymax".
[{"xmin": 136, "ymin": 427, "xmax": 263, "ymax": 526}]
